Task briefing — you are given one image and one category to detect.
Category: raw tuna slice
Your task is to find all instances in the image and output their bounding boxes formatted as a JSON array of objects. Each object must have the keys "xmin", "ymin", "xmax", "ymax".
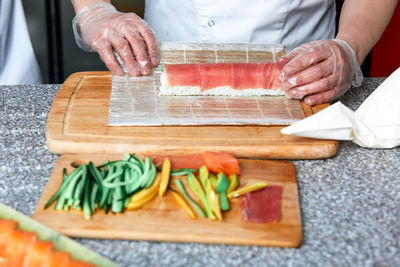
[
  {"xmin": 199, "ymin": 63, "xmax": 233, "ymax": 91},
  {"xmin": 241, "ymin": 185, "xmax": 283, "ymax": 223},
  {"xmin": 232, "ymin": 63, "xmax": 265, "ymax": 89},
  {"xmin": 160, "ymin": 62, "xmax": 285, "ymax": 96},
  {"xmin": 164, "ymin": 64, "xmax": 200, "ymax": 87}
]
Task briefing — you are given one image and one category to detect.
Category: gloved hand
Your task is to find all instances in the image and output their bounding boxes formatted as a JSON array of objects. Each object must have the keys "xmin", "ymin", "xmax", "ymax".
[
  {"xmin": 72, "ymin": 2, "xmax": 160, "ymax": 76},
  {"xmin": 277, "ymin": 39, "xmax": 364, "ymax": 105}
]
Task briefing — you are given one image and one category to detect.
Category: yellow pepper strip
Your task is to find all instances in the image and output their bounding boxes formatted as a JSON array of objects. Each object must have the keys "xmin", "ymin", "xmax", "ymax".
[
  {"xmin": 209, "ymin": 174, "xmax": 218, "ymax": 191},
  {"xmin": 126, "ymin": 173, "xmax": 161, "ymax": 210},
  {"xmin": 206, "ymin": 179, "xmax": 222, "ymax": 220},
  {"xmin": 227, "ymin": 182, "xmax": 269, "ymax": 199},
  {"xmin": 187, "ymin": 173, "xmax": 216, "ymax": 220},
  {"xmin": 171, "ymin": 190, "xmax": 196, "ymax": 220},
  {"xmin": 159, "ymin": 158, "xmax": 171, "ymax": 197},
  {"xmin": 226, "ymin": 174, "xmax": 240, "ymax": 194},
  {"xmin": 199, "ymin": 165, "xmax": 209, "ymax": 193}
]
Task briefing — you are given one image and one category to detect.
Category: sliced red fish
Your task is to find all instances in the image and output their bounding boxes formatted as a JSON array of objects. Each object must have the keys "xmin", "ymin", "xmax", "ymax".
[
  {"xmin": 199, "ymin": 63, "xmax": 232, "ymax": 91},
  {"xmin": 241, "ymin": 185, "xmax": 283, "ymax": 223},
  {"xmin": 202, "ymin": 151, "xmax": 241, "ymax": 175},
  {"xmin": 164, "ymin": 64, "xmax": 200, "ymax": 87},
  {"xmin": 232, "ymin": 63, "xmax": 265, "ymax": 89},
  {"xmin": 165, "ymin": 62, "xmax": 283, "ymax": 91}
]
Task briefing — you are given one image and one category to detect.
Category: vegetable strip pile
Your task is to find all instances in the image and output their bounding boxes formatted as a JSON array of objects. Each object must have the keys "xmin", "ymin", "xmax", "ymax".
[{"xmin": 44, "ymin": 154, "xmax": 157, "ymax": 219}]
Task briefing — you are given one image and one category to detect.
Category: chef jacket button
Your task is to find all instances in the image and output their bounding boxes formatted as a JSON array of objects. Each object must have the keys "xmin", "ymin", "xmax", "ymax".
[{"xmin": 208, "ymin": 19, "xmax": 215, "ymax": 27}]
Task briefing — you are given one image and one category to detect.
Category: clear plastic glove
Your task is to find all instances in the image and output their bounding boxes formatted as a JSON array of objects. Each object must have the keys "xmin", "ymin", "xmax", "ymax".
[
  {"xmin": 277, "ymin": 39, "xmax": 364, "ymax": 106},
  {"xmin": 72, "ymin": 2, "xmax": 160, "ymax": 76}
]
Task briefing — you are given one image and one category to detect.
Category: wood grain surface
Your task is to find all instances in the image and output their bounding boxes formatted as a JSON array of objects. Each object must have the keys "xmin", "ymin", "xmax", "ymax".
[
  {"xmin": 33, "ymin": 154, "xmax": 302, "ymax": 247},
  {"xmin": 46, "ymin": 72, "xmax": 338, "ymax": 159}
]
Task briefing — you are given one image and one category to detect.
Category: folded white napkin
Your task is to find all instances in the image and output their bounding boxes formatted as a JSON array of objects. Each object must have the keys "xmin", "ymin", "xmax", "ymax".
[{"xmin": 281, "ymin": 67, "xmax": 400, "ymax": 148}]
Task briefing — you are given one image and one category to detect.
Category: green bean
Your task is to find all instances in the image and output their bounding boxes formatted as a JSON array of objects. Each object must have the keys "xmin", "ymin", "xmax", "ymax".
[
  {"xmin": 105, "ymin": 189, "xmax": 113, "ymax": 214},
  {"xmin": 90, "ymin": 183, "xmax": 99, "ymax": 213},
  {"xmin": 129, "ymin": 154, "xmax": 145, "ymax": 172},
  {"xmin": 102, "ymin": 168, "xmax": 124, "ymax": 183},
  {"xmin": 73, "ymin": 165, "xmax": 88, "ymax": 207},
  {"xmin": 44, "ymin": 166, "xmax": 81, "ymax": 209},
  {"xmin": 55, "ymin": 166, "xmax": 84, "ymax": 210},
  {"xmin": 64, "ymin": 166, "xmax": 85, "ymax": 200},
  {"xmin": 103, "ymin": 180, "xmax": 138, "ymax": 188},
  {"xmin": 139, "ymin": 157, "xmax": 151, "ymax": 188},
  {"xmin": 100, "ymin": 165, "xmax": 115, "ymax": 209},
  {"xmin": 88, "ymin": 162, "xmax": 104, "ymax": 194},
  {"xmin": 98, "ymin": 161, "xmax": 142, "ymax": 175},
  {"xmin": 144, "ymin": 160, "xmax": 156, "ymax": 188},
  {"xmin": 125, "ymin": 167, "xmax": 140, "ymax": 193},
  {"xmin": 111, "ymin": 172, "xmax": 124, "ymax": 213},
  {"xmin": 83, "ymin": 178, "xmax": 91, "ymax": 220}
]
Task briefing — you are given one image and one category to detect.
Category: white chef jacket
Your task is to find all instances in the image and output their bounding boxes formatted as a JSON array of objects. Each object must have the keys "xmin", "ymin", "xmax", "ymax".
[
  {"xmin": 144, "ymin": 0, "xmax": 336, "ymax": 52},
  {"xmin": 0, "ymin": 0, "xmax": 41, "ymax": 85}
]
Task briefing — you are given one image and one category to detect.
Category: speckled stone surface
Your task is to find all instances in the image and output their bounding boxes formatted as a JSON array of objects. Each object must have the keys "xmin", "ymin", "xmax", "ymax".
[{"xmin": 1, "ymin": 79, "xmax": 399, "ymax": 267}]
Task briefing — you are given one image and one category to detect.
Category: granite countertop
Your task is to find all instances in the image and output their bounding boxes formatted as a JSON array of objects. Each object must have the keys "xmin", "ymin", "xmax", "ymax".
[{"xmin": 0, "ymin": 78, "xmax": 399, "ymax": 266}]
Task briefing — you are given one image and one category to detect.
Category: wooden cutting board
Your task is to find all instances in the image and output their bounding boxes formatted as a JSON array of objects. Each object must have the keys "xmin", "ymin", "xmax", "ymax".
[
  {"xmin": 33, "ymin": 154, "xmax": 302, "ymax": 247},
  {"xmin": 47, "ymin": 71, "xmax": 338, "ymax": 159}
]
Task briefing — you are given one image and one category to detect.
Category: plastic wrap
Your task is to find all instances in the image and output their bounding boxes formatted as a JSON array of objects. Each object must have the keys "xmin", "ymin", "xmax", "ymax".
[{"xmin": 158, "ymin": 42, "xmax": 286, "ymax": 65}]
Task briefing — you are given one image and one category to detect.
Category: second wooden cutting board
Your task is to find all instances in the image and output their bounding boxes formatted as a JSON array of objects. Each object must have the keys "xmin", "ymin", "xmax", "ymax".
[{"xmin": 33, "ymin": 153, "xmax": 302, "ymax": 247}]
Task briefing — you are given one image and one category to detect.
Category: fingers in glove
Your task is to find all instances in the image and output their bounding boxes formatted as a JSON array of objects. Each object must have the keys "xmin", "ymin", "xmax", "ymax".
[
  {"xmin": 133, "ymin": 19, "xmax": 160, "ymax": 66},
  {"xmin": 286, "ymin": 73, "xmax": 338, "ymax": 99},
  {"xmin": 278, "ymin": 44, "xmax": 310, "ymax": 63},
  {"xmin": 120, "ymin": 25, "xmax": 152, "ymax": 76},
  {"xmin": 280, "ymin": 57, "xmax": 335, "ymax": 91},
  {"xmin": 304, "ymin": 87, "xmax": 341, "ymax": 106},
  {"xmin": 94, "ymin": 41, "xmax": 125, "ymax": 76},
  {"xmin": 280, "ymin": 42, "xmax": 336, "ymax": 81},
  {"xmin": 109, "ymin": 31, "xmax": 141, "ymax": 76}
]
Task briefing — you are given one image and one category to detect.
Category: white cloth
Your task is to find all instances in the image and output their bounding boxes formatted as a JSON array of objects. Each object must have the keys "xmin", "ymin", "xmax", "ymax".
[
  {"xmin": 0, "ymin": 0, "xmax": 41, "ymax": 85},
  {"xmin": 144, "ymin": 0, "xmax": 336, "ymax": 52},
  {"xmin": 281, "ymin": 67, "xmax": 400, "ymax": 149}
]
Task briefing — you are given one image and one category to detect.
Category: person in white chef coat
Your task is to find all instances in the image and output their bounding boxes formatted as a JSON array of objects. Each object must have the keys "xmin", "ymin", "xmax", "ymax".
[
  {"xmin": 70, "ymin": 0, "xmax": 397, "ymax": 105},
  {"xmin": 0, "ymin": 0, "xmax": 41, "ymax": 85}
]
